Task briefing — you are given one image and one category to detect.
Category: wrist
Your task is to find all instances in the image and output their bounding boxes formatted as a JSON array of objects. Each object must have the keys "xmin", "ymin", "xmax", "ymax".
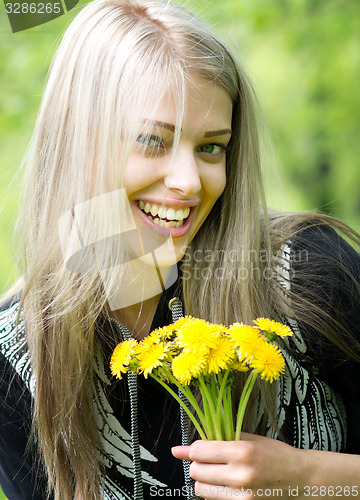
[
  {"xmin": 292, "ymin": 448, "xmax": 316, "ymax": 497},
  {"xmin": 293, "ymin": 448, "xmax": 360, "ymax": 498}
]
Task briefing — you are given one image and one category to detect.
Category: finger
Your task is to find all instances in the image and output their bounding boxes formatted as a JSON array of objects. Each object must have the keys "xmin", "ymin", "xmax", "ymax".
[
  {"xmin": 194, "ymin": 481, "xmax": 228, "ymax": 499},
  {"xmin": 194, "ymin": 481, "xmax": 254, "ymax": 499},
  {"xmin": 189, "ymin": 461, "xmax": 229, "ymax": 486},
  {"xmin": 186, "ymin": 440, "xmax": 250, "ymax": 464},
  {"xmin": 172, "ymin": 442, "xmax": 228, "ymax": 463},
  {"xmin": 189, "ymin": 461, "xmax": 250, "ymax": 490},
  {"xmin": 171, "ymin": 445, "xmax": 191, "ymax": 460}
]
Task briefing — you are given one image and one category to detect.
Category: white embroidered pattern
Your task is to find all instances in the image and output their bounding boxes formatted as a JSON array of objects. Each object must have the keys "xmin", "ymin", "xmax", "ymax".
[
  {"xmin": 0, "ymin": 302, "xmax": 166, "ymax": 500},
  {"xmin": 263, "ymin": 244, "xmax": 347, "ymax": 450}
]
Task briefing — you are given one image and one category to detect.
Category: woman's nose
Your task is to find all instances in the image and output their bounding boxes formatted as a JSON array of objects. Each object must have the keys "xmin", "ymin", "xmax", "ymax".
[{"xmin": 163, "ymin": 147, "xmax": 202, "ymax": 196}]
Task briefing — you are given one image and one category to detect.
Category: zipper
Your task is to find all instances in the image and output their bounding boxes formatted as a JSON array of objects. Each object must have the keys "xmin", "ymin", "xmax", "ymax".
[{"xmin": 109, "ymin": 317, "xmax": 144, "ymax": 500}]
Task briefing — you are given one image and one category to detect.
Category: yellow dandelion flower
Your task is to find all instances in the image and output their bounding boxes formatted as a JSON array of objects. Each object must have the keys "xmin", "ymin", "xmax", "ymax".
[
  {"xmin": 172, "ymin": 351, "xmax": 207, "ymax": 385},
  {"xmin": 172, "ymin": 316, "xmax": 194, "ymax": 330},
  {"xmin": 140, "ymin": 331, "xmax": 162, "ymax": 349},
  {"xmin": 110, "ymin": 339, "xmax": 138, "ymax": 380},
  {"xmin": 253, "ymin": 318, "xmax": 293, "ymax": 338},
  {"xmin": 176, "ymin": 318, "xmax": 223, "ymax": 354},
  {"xmin": 148, "ymin": 325, "xmax": 176, "ymax": 341},
  {"xmin": 160, "ymin": 325, "xmax": 178, "ymax": 340},
  {"xmin": 227, "ymin": 323, "xmax": 265, "ymax": 362},
  {"xmin": 137, "ymin": 343, "xmax": 169, "ymax": 378},
  {"xmin": 148, "ymin": 317, "xmax": 195, "ymax": 343},
  {"xmin": 250, "ymin": 342, "xmax": 285, "ymax": 383},
  {"xmin": 204, "ymin": 337, "xmax": 236, "ymax": 375},
  {"xmin": 232, "ymin": 359, "xmax": 249, "ymax": 372}
]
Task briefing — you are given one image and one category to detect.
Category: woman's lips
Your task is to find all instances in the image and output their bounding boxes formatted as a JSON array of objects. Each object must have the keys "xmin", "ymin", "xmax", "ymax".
[{"xmin": 134, "ymin": 202, "xmax": 195, "ymax": 238}]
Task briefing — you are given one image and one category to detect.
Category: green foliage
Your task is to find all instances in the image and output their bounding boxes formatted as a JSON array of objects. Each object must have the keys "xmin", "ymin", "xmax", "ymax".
[
  {"xmin": 210, "ymin": 0, "xmax": 360, "ymax": 226},
  {"xmin": 0, "ymin": 2, "xmax": 82, "ymax": 293}
]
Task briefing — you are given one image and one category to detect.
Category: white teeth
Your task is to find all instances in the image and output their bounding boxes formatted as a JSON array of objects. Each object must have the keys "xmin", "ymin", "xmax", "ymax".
[
  {"xmin": 138, "ymin": 201, "xmax": 191, "ymax": 225},
  {"xmin": 166, "ymin": 208, "xmax": 176, "ymax": 220},
  {"xmin": 165, "ymin": 221, "xmax": 177, "ymax": 228},
  {"xmin": 158, "ymin": 207, "xmax": 167, "ymax": 219},
  {"xmin": 150, "ymin": 205, "xmax": 158, "ymax": 217},
  {"xmin": 177, "ymin": 208, "xmax": 190, "ymax": 219},
  {"xmin": 152, "ymin": 218, "xmax": 173, "ymax": 227},
  {"xmin": 175, "ymin": 209, "xmax": 183, "ymax": 220}
]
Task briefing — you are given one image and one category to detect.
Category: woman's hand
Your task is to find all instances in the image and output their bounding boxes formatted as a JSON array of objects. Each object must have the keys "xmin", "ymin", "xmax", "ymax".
[
  {"xmin": 171, "ymin": 433, "xmax": 360, "ymax": 499},
  {"xmin": 172, "ymin": 433, "xmax": 306, "ymax": 499}
]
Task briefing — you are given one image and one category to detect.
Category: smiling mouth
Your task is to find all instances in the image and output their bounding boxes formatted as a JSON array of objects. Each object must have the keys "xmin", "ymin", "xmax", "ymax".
[{"xmin": 137, "ymin": 201, "xmax": 191, "ymax": 228}]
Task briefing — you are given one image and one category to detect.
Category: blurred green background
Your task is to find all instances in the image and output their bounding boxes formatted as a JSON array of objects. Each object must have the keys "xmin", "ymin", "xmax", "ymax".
[{"xmin": 0, "ymin": 0, "xmax": 359, "ymax": 497}]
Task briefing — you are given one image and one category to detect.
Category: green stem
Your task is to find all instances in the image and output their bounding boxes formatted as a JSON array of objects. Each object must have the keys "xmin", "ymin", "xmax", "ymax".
[
  {"xmin": 211, "ymin": 374, "xmax": 219, "ymax": 398},
  {"xmin": 216, "ymin": 370, "xmax": 231, "ymax": 440},
  {"xmin": 198, "ymin": 381, "xmax": 214, "ymax": 440},
  {"xmin": 199, "ymin": 375, "xmax": 220, "ymax": 440},
  {"xmin": 235, "ymin": 372, "xmax": 253, "ymax": 430},
  {"xmin": 201, "ymin": 375, "xmax": 218, "ymax": 415},
  {"xmin": 235, "ymin": 371, "xmax": 257, "ymax": 440},
  {"xmin": 225, "ymin": 384, "xmax": 234, "ymax": 440},
  {"xmin": 210, "ymin": 373, "xmax": 222, "ymax": 435},
  {"xmin": 167, "ymin": 373, "xmax": 210, "ymax": 438},
  {"xmin": 151, "ymin": 374, "xmax": 207, "ymax": 440}
]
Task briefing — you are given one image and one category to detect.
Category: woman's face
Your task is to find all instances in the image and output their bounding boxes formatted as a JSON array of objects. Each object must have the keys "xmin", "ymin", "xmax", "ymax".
[{"xmin": 124, "ymin": 74, "xmax": 233, "ymax": 264}]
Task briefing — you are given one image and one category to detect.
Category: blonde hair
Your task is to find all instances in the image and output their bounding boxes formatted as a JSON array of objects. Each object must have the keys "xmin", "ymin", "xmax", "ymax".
[{"xmin": 10, "ymin": 0, "xmax": 360, "ymax": 498}]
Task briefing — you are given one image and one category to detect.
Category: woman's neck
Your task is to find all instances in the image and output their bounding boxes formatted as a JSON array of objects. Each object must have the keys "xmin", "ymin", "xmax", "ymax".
[
  {"xmin": 110, "ymin": 294, "xmax": 162, "ymax": 340},
  {"xmin": 106, "ymin": 257, "xmax": 174, "ymax": 339}
]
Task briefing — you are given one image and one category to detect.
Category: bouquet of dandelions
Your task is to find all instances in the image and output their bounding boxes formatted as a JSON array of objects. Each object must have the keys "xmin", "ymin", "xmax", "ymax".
[{"xmin": 110, "ymin": 316, "xmax": 293, "ymax": 441}]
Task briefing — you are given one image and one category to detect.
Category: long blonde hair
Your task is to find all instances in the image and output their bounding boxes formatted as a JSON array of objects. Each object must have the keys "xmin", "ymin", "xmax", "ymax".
[{"xmin": 10, "ymin": 0, "xmax": 360, "ymax": 498}]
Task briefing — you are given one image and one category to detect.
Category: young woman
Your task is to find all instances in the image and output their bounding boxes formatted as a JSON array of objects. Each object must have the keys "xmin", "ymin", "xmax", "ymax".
[{"xmin": 0, "ymin": 0, "xmax": 359, "ymax": 499}]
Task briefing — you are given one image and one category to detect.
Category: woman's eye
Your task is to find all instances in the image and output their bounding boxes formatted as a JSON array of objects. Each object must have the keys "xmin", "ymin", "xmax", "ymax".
[
  {"xmin": 200, "ymin": 144, "xmax": 222, "ymax": 154},
  {"xmin": 198, "ymin": 143, "xmax": 229, "ymax": 159},
  {"xmin": 136, "ymin": 134, "xmax": 165, "ymax": 152}
]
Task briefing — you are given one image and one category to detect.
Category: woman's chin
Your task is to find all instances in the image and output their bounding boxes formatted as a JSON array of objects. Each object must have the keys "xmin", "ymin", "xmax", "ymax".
[{"xmin": 136, "ymin": 245, "xmax": 182, "ymax": 268}]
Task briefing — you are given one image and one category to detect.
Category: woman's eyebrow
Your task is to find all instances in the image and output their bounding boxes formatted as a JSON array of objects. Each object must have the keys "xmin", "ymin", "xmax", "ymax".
[
  {"xmin": 142, "ymin": 120, "xmax": 232, "ymax": 137},
  {"xmin": 142, "ymin": 120, "xmax": 176, "ymax": 132},
  {"xmin": 204, "ymin": 129, "xmax": 232, "ymax": 137}
]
